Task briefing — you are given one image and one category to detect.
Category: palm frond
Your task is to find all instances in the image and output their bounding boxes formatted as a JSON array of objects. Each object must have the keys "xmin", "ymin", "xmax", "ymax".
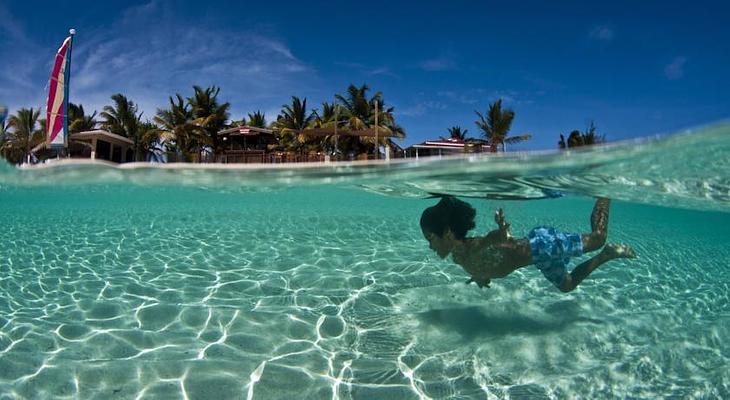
[
  {"xmin": 474, "ymin": 99, "xmax": 526, "ymax": 151},
  {"xmin": 504, "ymin": 134, "xmax": 531, "ymax": 144}
]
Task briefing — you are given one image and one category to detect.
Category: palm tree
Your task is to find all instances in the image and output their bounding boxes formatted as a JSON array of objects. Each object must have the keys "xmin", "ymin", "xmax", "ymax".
[
  {"xmin": 272, "ymin": 96, "xmax": 316, "ymax": 152},
  {"xmin": 474, "ymin": 99, "xmax": 531, "ymax": 151},
  {"xmin": 229, "ymin": 118, "xmax": 246, "ymax": 128},
  {"xmin": 247, "ymin": 111, "xmax": 267, "ymax": 128},
  {"xmin": 100, "ymin": 94, "xmax": 139, "ymax": 136},
  {"xmin": 581, "ymin": 121, "xmax": 605, "ymax": 145},
  {"xmin": 445, "ymin": 126, "xmax": 468, "ymax": 140},
  {"xmin": 558, "ymin": 121, "xmax": 606, "ymax": 149},
  {"xmin": 188, "ymin": 85, "xmax": 230, "ymax": 156},
  {"xmin": 336, "ymin": 84, "xmax": 374, "ymax": 131},
  {"xmin": 100, "ymin": 94, "xmax": 144, "ymax": 160},
  {"xmin": 151, "ymin": 94, "xmax": 208, "ymax": 162},
  {"xmin": 1, "ymin": 108, "xmax": 44, "ymax": 164},
  {"xmin": 335, "ymin": 84, "xmax": 405, "ymax": 155},
  {"xmin": 310, "ymin": 101, "xmax": 347, "ymax": 154},
  {"xmin": 0, "ymin": 118, "xmax": 8, "ymax": 161},
  {"xmin": 314, "ymin": 102, "xmax": 337, "ymax": 127},
  {"xmin": 137, "ymin": 120, "xmax": 165, "ymax": 160},
  {"xmin": 68, "ymin": 103, "xmax": 97, "ymax": 133},
  {"xmin": 558, "ymin": 130, "xmax": 583, "ymax": 149}
]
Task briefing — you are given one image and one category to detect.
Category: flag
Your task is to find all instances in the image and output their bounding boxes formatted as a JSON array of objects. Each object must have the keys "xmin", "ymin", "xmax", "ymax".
[{"xmin": 46, "ymin": 30, "xmax": 75, "ymax": 148}]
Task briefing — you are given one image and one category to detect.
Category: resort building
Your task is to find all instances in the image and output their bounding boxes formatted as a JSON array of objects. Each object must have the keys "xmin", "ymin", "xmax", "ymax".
[
  {"xmin": 216, "ymin": 125, "xmax": 279, "ymax": 163},
  {"xmin": 61, "ymin": 129, "xmax": 489, "ymax": 164},
  {"xmin": 215, "ymin": 126, "xmax": 403, "ymax": 163},
  {"xmin": 68, "ymin": 129, "xmax": 135, "ymax": 163},
  {"xmin": 405, "ymin": 138, "xmax": 494, "ymax": 158}
]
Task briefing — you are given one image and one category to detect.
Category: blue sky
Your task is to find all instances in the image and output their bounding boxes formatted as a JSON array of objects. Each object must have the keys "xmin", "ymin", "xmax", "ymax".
[{"xmin": 1, "ymin": 0, "xmax": 729, "ymax": 149}]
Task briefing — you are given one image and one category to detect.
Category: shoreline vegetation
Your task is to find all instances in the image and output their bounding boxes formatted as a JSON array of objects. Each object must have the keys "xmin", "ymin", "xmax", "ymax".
[{"xmin": 0, "ymin": 84, "xmax": 606, "ymax": 165}]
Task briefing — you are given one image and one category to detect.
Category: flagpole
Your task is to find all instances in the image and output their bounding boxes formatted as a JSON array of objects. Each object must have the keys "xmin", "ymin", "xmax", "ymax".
[
  {"xmin": 374, "ymin": 100, "xmax": 378, "ymax": 160},
  {"xmin": 334, "ymin": 96, "xmax": 338, "ymax": 160}
]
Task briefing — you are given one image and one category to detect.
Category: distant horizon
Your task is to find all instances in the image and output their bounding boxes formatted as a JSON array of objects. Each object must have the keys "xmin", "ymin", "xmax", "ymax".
[{"xmin": 1, "ymin": 0, "xmax": 729, "ymax": 150}]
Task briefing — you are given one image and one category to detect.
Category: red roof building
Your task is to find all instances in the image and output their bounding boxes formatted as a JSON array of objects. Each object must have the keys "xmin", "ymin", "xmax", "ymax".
[{"xmin": 405, "ymin": 138, "xmax": 495, "ymax": 158}]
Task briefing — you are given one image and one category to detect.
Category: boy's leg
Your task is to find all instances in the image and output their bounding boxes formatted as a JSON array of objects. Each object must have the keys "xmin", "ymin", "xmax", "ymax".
[
  {"xmin": 559, "ymin": 244, "xmax": 635, "ymax": 292},
  {"xmin": 582, "ymin": 198, "xmax": 610, "ymax": 252}
]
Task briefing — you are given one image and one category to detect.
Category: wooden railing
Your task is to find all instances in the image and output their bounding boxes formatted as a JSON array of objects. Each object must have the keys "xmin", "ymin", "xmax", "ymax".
[
  {"xmin": 216, "ymin": 150, "xmax": 406, "ymax": 164},
  {"xmin": 217, "ymin": 151, "xmax": 326, "ymax": 164}
]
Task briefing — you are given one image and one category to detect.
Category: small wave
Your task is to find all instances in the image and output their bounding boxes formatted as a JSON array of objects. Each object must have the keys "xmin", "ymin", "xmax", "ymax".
[{"xmin": 1, "ymin": 123, "xmax": 728, "ymax": 212}]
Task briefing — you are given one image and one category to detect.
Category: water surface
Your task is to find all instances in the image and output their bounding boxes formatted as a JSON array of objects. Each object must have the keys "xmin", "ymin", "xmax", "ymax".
[{"xmin": 0, "ymin": 125, "xmax": 728, "ymax": 399}]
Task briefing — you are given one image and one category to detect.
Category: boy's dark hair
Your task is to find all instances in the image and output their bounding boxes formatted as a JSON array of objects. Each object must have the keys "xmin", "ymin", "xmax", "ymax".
[{"xmin": 420, "ymin": 196, "xmax": 476, "ymax": 240}]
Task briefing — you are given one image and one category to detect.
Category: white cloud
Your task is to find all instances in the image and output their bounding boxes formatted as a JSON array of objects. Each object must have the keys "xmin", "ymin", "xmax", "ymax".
[
  {"xmin": 419, "ymin": 57, "xmax": 457, "ymax": 72},
  {"xmin": 72, "ymin": 1, "xmax": 313, "ymax": 118},
  {"xmin": 664, "ymin": 56, "xmax": 687, "ymax": 80},
  {"xmin": 367, "ymin": 67, "xmax": 397, "ymax": 77},
  {"xmin": 398, "ymin": 100, "xmax": 448, "ymax": 117},
  {"xmin": 334, "ymin": 62, "xmax": 399, "ymax": 78},
  {"xmin": 589, "ymin": 25, "xmax": 614, "ymax": 41},
  {"xmin": 0, "ymin": 7, "xmax": 23, "ymax": 41},
  {"xmin": 0, "ymin": 4, "xmax": 48, "ymax": 109},
  {"xmin": 0, "ymin": 1, "xmax": 315, "ymax": 121},
  {"xmin": 435, "ymin": 89, "xmax": 530, "ymax": 107},
  {"xmin": 436, "ymin": 90, "xmax": 478, "ymax": 105}
]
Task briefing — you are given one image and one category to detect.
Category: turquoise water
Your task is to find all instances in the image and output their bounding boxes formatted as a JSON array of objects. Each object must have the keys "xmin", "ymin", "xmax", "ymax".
[{"xmin": 1, "ymin": 126, "xmax": 729, "ymax": 398}]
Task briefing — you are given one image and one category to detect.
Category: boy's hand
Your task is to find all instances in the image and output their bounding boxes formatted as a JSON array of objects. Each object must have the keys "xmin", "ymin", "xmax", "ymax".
[{"xmin": 494, "ymin": 208, "xmax": 512, "ymax": 239}]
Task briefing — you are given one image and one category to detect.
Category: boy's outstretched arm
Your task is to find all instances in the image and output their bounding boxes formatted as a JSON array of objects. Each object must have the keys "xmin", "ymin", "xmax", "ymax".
[{"xmin": 494, "ymin": 208, "xmax": 512, "ymax": 239}]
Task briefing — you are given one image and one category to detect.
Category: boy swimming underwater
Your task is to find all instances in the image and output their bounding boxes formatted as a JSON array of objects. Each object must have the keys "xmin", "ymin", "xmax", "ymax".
[{"xmin": 420, "ymin": 196, "xmax": 636, "ymax": 292}]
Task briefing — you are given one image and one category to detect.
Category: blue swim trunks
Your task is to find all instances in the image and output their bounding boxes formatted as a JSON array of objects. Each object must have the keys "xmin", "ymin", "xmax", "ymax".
[{"xmin": 528, "ymin": 226, "xmax": 583, "ymax": 288}]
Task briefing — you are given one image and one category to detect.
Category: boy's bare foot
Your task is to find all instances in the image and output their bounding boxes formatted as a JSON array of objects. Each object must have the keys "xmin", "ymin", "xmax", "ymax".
[{"xmin": 601, "ymin": 243, "xmax": 637, "ymax": 259}]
